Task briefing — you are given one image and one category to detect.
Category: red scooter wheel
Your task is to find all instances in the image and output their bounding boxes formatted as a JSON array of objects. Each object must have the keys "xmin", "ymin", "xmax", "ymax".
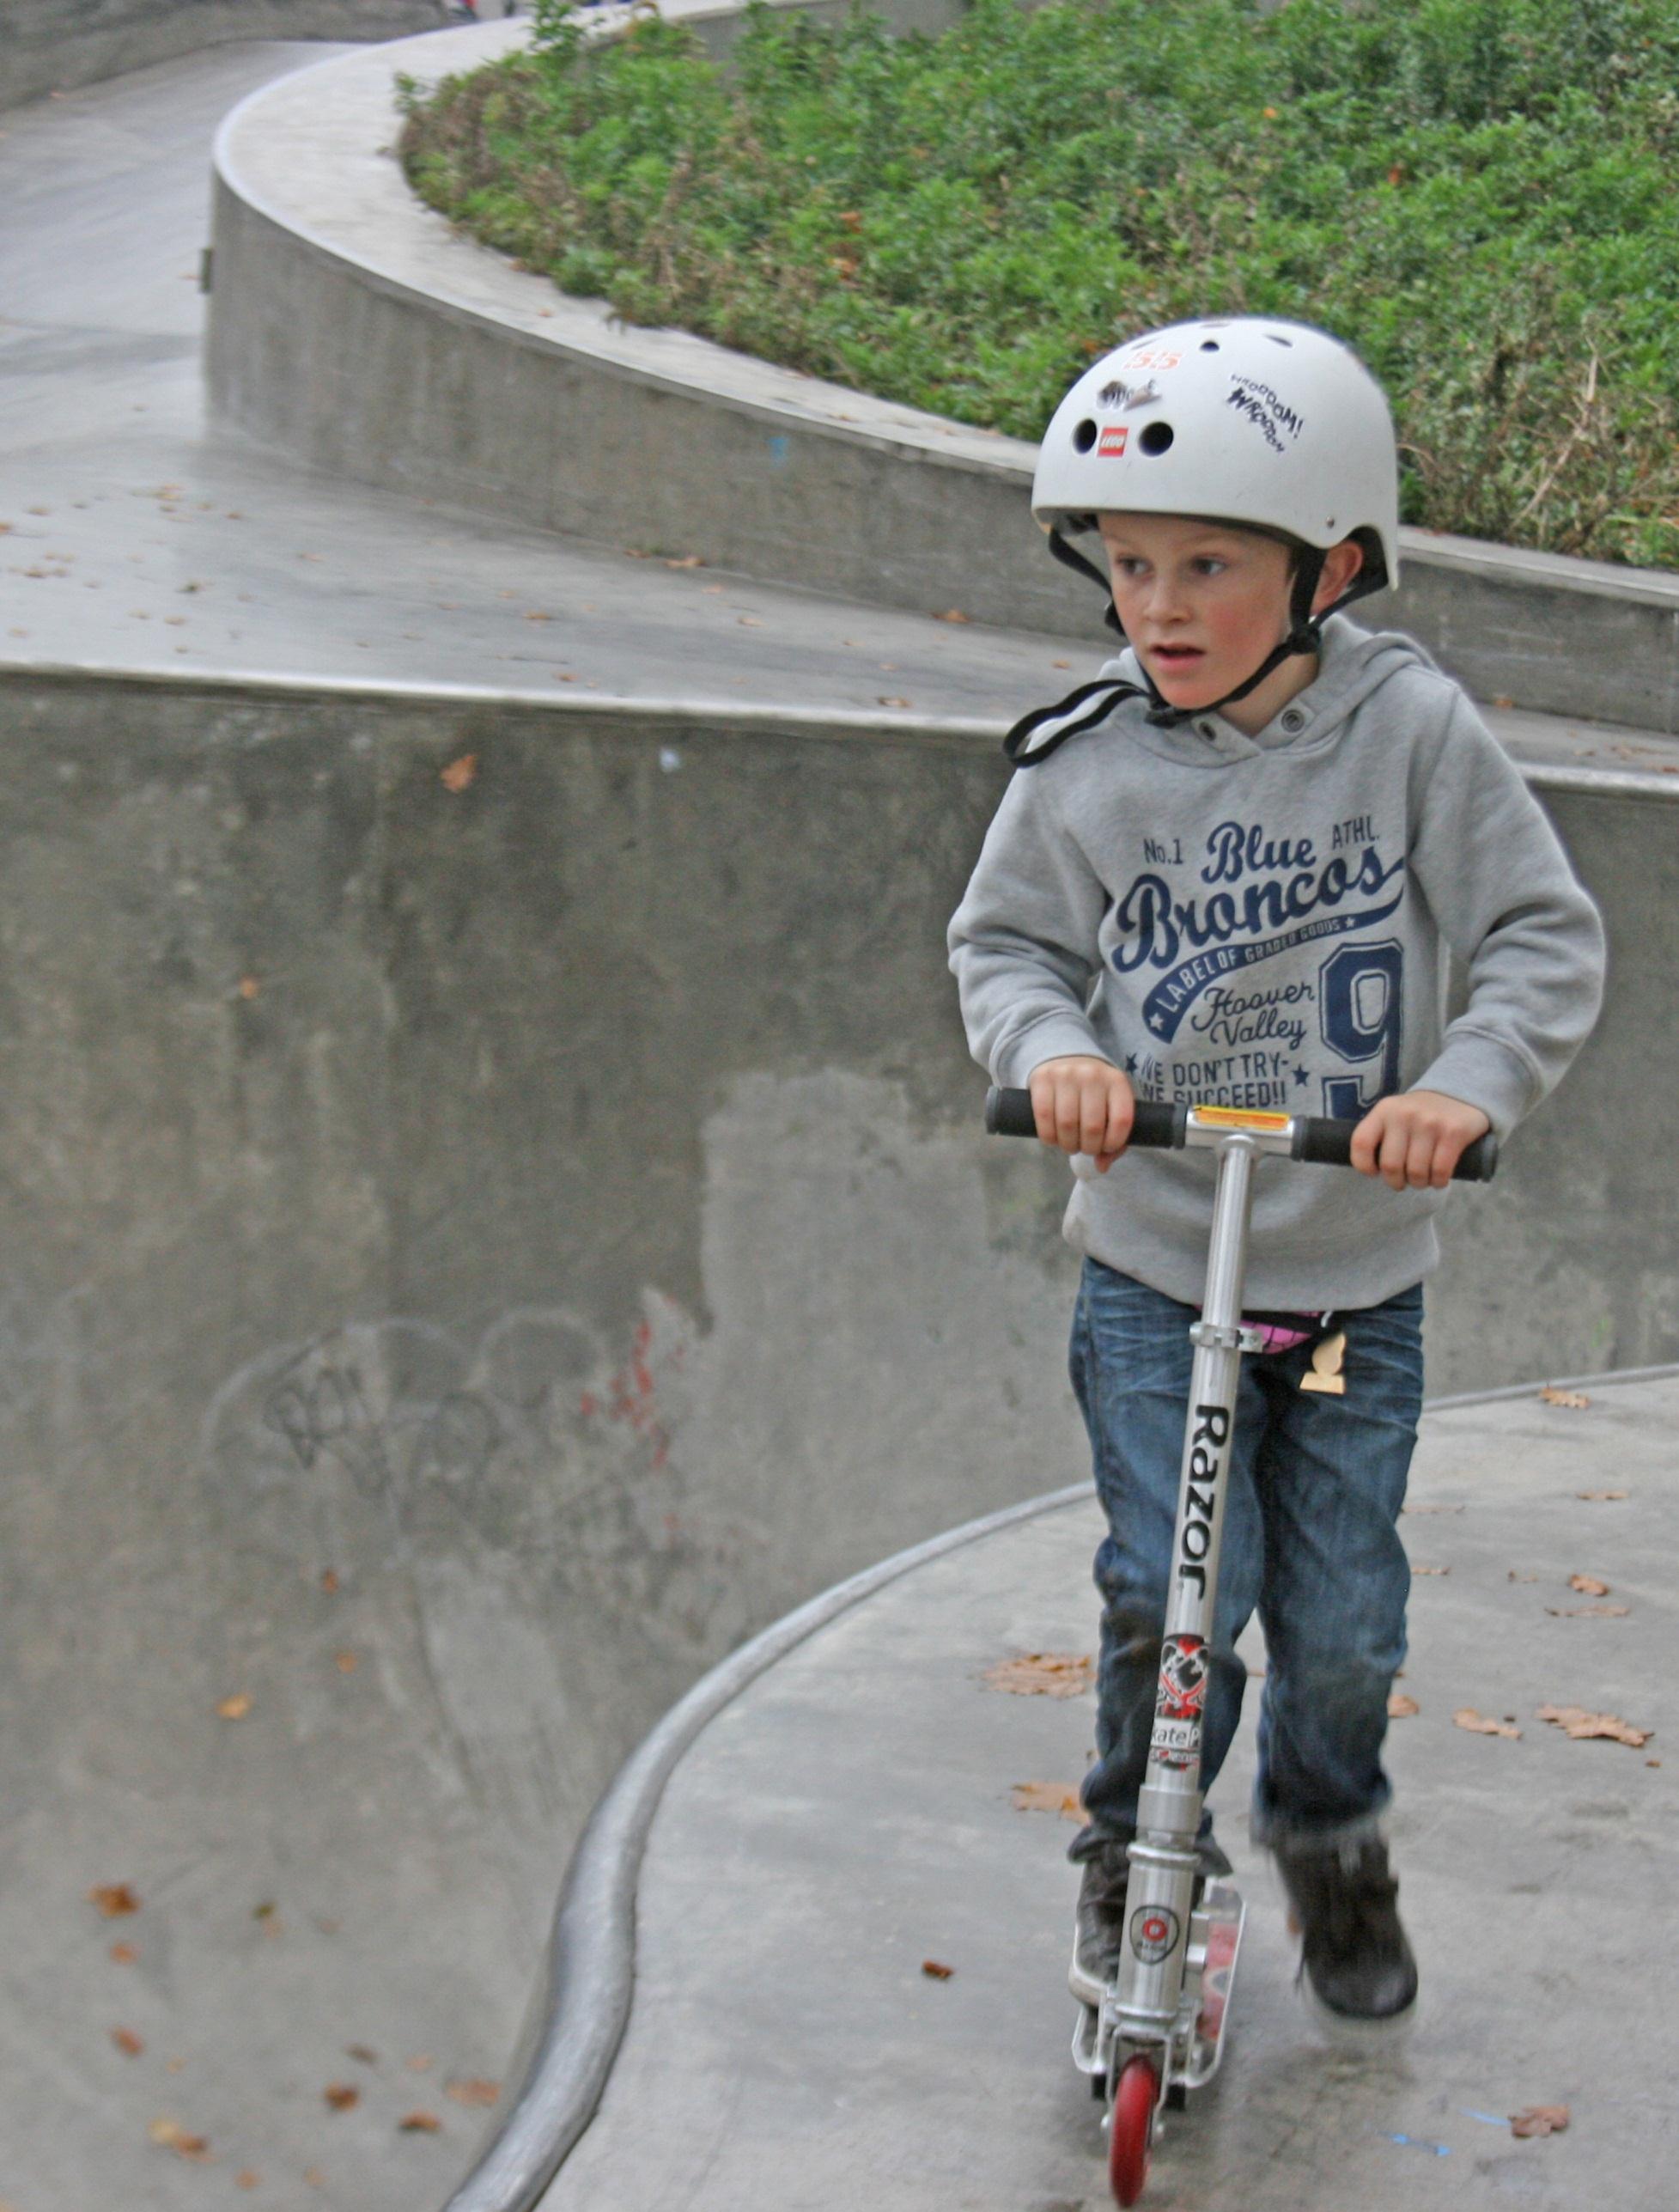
[{"xmin": 1108, "ymin": 2052, "xmax": 1159, "ymax": 2207}]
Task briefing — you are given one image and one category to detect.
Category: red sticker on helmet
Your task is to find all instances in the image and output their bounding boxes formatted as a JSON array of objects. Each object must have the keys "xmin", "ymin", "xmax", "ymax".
[{"xmin": 1098, "ymin": 424, "xmax": 1128, "ymax": 458}]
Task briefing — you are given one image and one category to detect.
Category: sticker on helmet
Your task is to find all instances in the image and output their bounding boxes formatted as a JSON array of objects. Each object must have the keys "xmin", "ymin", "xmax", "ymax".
[
  {"xmin": 1098, "ymin": 377, "xmax": 1161, "ymax": 411},
  {"xmin": 1098, "ymin": 425, "xmax": 1128, "ymax": 458},
  {"xmin": 1226, "ymin": 374, "xmax": 1305, "ymax": 454},
  {"xmin": 1119, "ymin": 347, "xmax": 1182, "ymax": 372}
]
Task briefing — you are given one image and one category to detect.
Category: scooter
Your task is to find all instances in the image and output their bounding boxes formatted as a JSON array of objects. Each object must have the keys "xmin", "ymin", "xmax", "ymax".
[{"xmin": 983, "ymin": 1091, "xmax": 1497, "ymax": 2206}]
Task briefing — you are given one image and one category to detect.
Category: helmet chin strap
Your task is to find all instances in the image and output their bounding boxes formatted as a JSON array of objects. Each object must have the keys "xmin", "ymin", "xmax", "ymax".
[{"xmin": 1046, "ymin": 527, "xmax": 1379, "ymax": 728}]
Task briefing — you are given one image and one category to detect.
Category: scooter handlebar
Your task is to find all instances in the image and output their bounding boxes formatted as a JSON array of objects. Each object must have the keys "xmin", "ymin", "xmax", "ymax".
[{"xmin": 982, "ymin": 1088, "xmax": 1499, "ymax": 1182}]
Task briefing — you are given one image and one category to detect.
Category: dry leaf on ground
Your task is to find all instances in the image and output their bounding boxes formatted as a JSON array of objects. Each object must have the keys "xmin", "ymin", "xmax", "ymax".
[
  {"xmin": 1455, "ymin": 1708, "xmax": 1522, "ymax": 1739},
  {"xmin": 149, "ymin": 2118, "xmax": 210, "ymax": 2160},
  {"xmin": 1547, "ymin": 1604, "xmax": 1631, "ymax": 1618},
  {"xmin": 878, "ymin": 694, "xmax": 911, "ymax": 708},
  {"xmin": 934, "ymin": 608, "xmax": 970, "ymax": 623},
  {"xmin": 1388, "ymin": 1692, "xmax": 1420, "ymax": 1718},
  {"xmin": 113, "ymin": 2027, "xmax": 144, "ymax": 2056},
  {"xmin": 982, "ymin": 1652, "xmax": 1094, "ymax": 1699},
  {"xmin": 1411, "ymin": 1564, "xmax": 1449, "ymax": 1576},
  {"xmin": 323, "ymin": 2083, "xmax": 359, "ymax": 2111},
  {"xmin": 1577, "ymin": 1490, "xmax": 1628, "ymax": 1501},
  {"xmin": 1537, "ymin": 1703, "xmax": 1651, "ymax": 1746},
  {"xmin": 921, "ymin": 1959, "xmax": 955, "ymax": 1980},
  {"xmin": 1567, "ymin": 1574, "xmax": 1610, "ymax": 1596},
  {"xmin": 1012, "ymin": 1781, "xmax": 1090, "ymax": 1823},
  {"xmin": 91, "ymin": 1884, "xmax": 140, "ymax": 1918},
  {"xmin": 1511, "ymin": 2105, "xmax": 1570, "ymax": 2138},
  {"xmin": 398, "ymin": 2111, "xmax": 443, "ymax": 2133},
  {"xmin": 445, "ymin": 2078, "xmax": 501, "ymax": 2107},
  {"xmin": 1538, "ymin": 1386, "xmax": 1591, "ymax": 1408},
  {"xmin": 440, "ymin": 753, "xmax": 478, "ymax": 792},
  {"xmin": 216, "ymin": 1693, "xmax": 252, "ymax": 1721}
]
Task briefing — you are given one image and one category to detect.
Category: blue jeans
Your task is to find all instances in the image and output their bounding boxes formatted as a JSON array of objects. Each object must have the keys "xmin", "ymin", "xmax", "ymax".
[{"xmin": 1066, "ymin": 1258, "xmax": 1424, "ymax": 1868}]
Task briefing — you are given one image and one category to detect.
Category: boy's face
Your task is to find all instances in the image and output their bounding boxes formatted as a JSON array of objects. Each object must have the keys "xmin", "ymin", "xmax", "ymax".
[{"xmin": 1096, "ymin": 513, "xmax": 1298, "ymax": 716}]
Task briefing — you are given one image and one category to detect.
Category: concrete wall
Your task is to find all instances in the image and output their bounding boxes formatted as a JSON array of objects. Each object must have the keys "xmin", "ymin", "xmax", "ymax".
[{"xmin": 0, "ymin": 0, "xmax": 447, "ymax": 111}]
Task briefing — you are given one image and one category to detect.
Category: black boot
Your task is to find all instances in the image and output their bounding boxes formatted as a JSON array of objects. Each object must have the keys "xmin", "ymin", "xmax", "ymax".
[
  {"xmin": 1274, "ymin": 1835, "xmax": 1418, "ymax": 2026},
  {"xmin": 1069, "ymin": 1854, "xmax": 1130, "ymax": 2003}
]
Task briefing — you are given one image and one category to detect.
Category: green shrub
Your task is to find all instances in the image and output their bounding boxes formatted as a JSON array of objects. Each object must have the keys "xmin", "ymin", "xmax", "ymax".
[{"xmin": 398, "ymin": 0, "xmax": 1679, "ymax": 567}]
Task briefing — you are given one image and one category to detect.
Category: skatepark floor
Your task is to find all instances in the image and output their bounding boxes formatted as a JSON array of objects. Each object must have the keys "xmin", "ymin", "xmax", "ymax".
[{"xmin": 544, "ymin": 1373, "xmax": 1678, "ymax": 2212}]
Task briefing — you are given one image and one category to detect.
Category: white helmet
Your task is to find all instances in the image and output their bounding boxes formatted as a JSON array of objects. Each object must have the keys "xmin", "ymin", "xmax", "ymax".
[{"xmin": 1033, "ymin": 315, "xmax": 1399, "ymax": 590}]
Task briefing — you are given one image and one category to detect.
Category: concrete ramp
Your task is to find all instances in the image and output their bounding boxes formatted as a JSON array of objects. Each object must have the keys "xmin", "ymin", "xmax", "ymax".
[{"xmin": 541, "ymin": 1375, "xmax": 1677, "ymax": 2212}]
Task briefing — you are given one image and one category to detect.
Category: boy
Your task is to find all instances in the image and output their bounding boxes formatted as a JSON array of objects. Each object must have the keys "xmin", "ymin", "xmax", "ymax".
[{"xmin": 948, "ymin": 318, "xmax": 1605, "ymax": 2027}]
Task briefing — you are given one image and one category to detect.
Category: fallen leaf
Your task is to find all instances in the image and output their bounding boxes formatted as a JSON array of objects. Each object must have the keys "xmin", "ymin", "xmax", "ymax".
[
  {"xmin": 522, "ymin": 609, "xmax": 553, "ymax": 622},
  {"xmin": 982, "ymin": 1651, "xmax": 1093, "ymax": 1698},
  {"xmin": 217, "ymin": 1693, "xmax": 252, "ymax": 1721},
  {"xmin": 236, "ymin": 2172, "xmax": 260, "ymax": 2191},
  {"xmin": 237, "ymin": 975, "xmax": 260, "ymax": 1001},
  {"xmin": 665, "ymin": 554, "xmax": 704, "ymax": 569},
  {"xmin": 878, "ymin": 695, "xmax": 911, "ymax": 709},
  {"xmin": 1388, "ymin": 1692, "xmax": 1420, "ymax": 1718},
  {"xmin": 1511, "ymin": 2104, "xmax": 1569, "ymax": 2137},
  {"xmin": 324, "ymin": 2083, "xmax": 360, "ymax": 2111},
  {"xmin": 921, "ymin": 1959, "xmax": 955, "ymax": 1980},
  {"xmin": 1012, "ymin": 1781, "xmax": 1089, "ymax": 1823},
  {"xmin": 406, "ymin": 2053, "xmax": 434, "ymax": 2072},
  {"xmin": 1537, "ymin": 1703, "xmax": 1651, "ymax": 1746},
  {"xmin": 1567, "ymin": 1575, "xmax": 1610, "ymax": 1596},
  {"xmin": 113, "ymin": 2026, "xmax": 144, "ymax": 2056},
  {"xmin": 1411, "ymin": 1564, "xmax": 1449, "ymax": 1576},
  {"xmin": 1576, "ymin": 1490, "xmax": 1627, "ymax": 1501},
  {"xmin": 445, "ymin": 2077, "xmax": 501, "ymax": 2107},
  {"xmin": 1455, "ymin": 1708, "xmax": 1522, "ymax": 1740},
  {"xmin": 346, "ymin": 2044, "xmax": 379, "ymax": 2065},
  {"xmin": 149, "ymin": 2117, "xmax": 210, "ymax": 2160},
  {"xmin": 737, "ymin": 615, "xmax": 763, "ymax": 628},
  {"xmin": 110, "ymin": 1941, "xmax": 138, "ymax": 1964},
  {"xmin": 335, "ymin": 1649, "xmax": 359, "ymax": 1673},
  {"xmin": 934, "ymin": 608, "xmax": 970, "ymax": 623},
  {"xmin": 440, "ymin": 754, "xmax": 478, "ymax": 793},
  {"xmin": 1508, "ymin": 1571, "xmax": 1543, "ymax": 1582},
  {"xmin": 321, "ymin": 1569, "xmax": 340, "ymax": 1593},
  {"xmin": 1538, "ymin": 1386, "xmax": 1591, "ymax": 1409},
  {"xmin": 1546, "ymin": 1605, "xmax": 1630, "ymax": 1618},
  {"xmin": 92, "ymin": 1883, "xmax": 141, "ymax": 1918},
  {"xmin": 398, "ymin": 2110, "xmax": 443, "ymax": 2133}
]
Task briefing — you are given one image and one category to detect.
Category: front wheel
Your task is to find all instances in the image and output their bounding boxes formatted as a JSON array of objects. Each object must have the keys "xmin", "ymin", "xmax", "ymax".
[{"xmin": 1108, "ymin": 2053, "xmax": 1159, "ymax": 2206}]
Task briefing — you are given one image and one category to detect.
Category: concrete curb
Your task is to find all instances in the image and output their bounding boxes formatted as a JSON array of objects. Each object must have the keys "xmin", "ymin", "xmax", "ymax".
[
  {"xmin": 439, "ymin": 1360, "xmax": 1679, "ymax": 2212},
  {"xmin": 202, "ymin": 15, "xmax": 1679, "ymax": 730},
  {"xmin": 5, "ymin": 660, "xmax": 1678, "ymax": 801}
]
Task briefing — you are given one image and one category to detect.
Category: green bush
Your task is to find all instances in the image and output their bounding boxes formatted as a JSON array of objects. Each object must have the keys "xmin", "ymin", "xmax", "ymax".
[{"xmin": 399, "ymin": 0, "xmax": 1679, "ymax": 568}]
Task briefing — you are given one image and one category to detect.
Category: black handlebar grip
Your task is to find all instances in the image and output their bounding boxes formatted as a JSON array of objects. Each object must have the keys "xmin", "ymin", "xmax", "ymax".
[
  {"xmin": 983, "ymin": 1088, "xmax": 1187, "ymax": 1149},
  {"xmin": 1292, "ymin": 1116, "xmax": 1500, "ymax": 1183}
]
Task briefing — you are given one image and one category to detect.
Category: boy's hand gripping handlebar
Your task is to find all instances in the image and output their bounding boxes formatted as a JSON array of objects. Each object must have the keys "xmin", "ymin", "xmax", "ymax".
[{"xmin": 983, "ymin": 1088, "xmax": 1500, "ymax": 1180}]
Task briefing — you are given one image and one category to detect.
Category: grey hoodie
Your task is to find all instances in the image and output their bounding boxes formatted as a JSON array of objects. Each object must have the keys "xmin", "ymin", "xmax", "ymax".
[{"xmin": 947, "ymin": 616, "xmax": 1606, "ymax": 1309}]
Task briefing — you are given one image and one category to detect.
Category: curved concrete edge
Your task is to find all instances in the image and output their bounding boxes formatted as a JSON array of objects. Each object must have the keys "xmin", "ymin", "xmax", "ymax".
[
  {"xmin": 440, "ymin": 1359, "xmax": 1679, "ymax": 2212},
  {"xmin": 6, "ymin": 658, "xmax": 1679, "ymax": 801},
  {"xmin": 437, "ymin": 1478, "xmax": 1093, "ymax": 2212},
  {"xmin": 200, "ymin": 15, "xmax": 1679, "ymax": 728}
]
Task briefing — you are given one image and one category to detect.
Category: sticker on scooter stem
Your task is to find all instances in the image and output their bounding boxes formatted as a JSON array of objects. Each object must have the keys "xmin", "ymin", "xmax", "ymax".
[
  {"xmin": 1152, "ymin": 1631, "xmax": 1208, "ymax": 1768},
  {"xmin": 1129, "ymin": 1904, "xmax": 1183, "ymax": 1967}
]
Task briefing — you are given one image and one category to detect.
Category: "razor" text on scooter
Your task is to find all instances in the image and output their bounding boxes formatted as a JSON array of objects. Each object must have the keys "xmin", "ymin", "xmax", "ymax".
[{"xmin": 1177, "ymin": 1404, "xmax": 1231, "ymax": 1593}]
